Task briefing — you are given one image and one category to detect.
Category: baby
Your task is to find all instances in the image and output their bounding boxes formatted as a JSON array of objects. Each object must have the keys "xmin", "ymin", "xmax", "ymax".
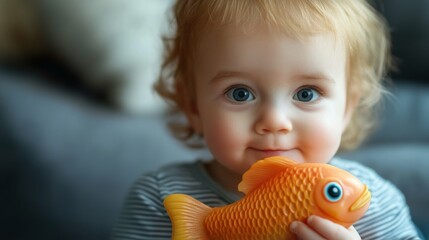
[{"xmin": 113, "ymin": 0, "xmax": 421, "ymax": 239}]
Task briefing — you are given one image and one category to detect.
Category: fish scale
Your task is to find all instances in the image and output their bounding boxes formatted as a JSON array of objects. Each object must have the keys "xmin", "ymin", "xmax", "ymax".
[{"xmin": 204, "ymin": 166, "xmax": 322, "ymax": 239}]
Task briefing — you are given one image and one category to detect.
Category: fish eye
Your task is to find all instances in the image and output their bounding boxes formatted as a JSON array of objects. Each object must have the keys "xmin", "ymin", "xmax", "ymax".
[{"xmin": 324, "ymin": 182, "xmax": 343, "ymax": 202}]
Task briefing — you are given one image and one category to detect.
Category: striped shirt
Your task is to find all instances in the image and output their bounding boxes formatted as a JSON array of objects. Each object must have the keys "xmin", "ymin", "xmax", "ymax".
[{"xmin": 112, "ymin": 158, "xmax": 421, "ymax": 240}]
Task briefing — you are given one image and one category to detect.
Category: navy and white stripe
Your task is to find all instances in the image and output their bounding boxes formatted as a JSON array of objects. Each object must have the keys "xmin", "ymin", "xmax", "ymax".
[{"xmin": 112, "ymin": 158, "xmax": 421, "ymax": 240}]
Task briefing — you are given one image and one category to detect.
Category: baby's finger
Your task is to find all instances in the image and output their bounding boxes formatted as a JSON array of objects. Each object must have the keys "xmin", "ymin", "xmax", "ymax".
[
  {"xmin": 289, "ymin": 221, "xmax": 324, "ymax": 240},
  {"xmin": 306, "ymin": 215, "xmax": 357, "ymax": 240}
]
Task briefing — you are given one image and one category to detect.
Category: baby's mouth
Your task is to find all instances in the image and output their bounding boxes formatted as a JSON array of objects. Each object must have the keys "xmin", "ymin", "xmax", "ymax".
[{"xmin": 248, "ymin": 147, "xmax": 297, "ymax": 160}]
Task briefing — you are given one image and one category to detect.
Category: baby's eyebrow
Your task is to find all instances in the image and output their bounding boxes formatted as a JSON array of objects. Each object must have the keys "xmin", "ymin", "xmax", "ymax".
[
  {"xmin": 210, "ymin": 71, "xmax": 257, "ymax": 83},
  {"xmin": 210, "ymin": 71, "xmax": 337, "ymax": 85},
  {"xmin": 297, "ymin": 73, "xmax": 337, "ymax": 84}
]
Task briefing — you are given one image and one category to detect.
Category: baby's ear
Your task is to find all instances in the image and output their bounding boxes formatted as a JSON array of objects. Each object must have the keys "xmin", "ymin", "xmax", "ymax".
[
  {"xmin": 180, "ymin": 82, "xmax": 203, "ymax": 134},
  {"xmin": 185, "ymin": 107, "xmax": 203, "ymax": 134}
]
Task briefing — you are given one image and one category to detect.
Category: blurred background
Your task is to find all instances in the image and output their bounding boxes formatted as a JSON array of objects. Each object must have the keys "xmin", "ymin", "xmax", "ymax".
[{"xmin": 0, "ymin": 0, "xmax": 428, "ymax": 239}]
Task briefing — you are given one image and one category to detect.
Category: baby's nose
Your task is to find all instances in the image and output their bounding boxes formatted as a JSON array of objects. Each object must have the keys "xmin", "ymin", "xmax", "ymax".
[{"xmin": 254, "ymin": 104, "xmax": 293, "ymax": 135}]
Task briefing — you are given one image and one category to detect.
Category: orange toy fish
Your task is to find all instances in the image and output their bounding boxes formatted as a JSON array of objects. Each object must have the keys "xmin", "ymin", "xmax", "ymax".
[{"xmin": 164, "ymin": 156, "xmax": 371, "ymax": 240}]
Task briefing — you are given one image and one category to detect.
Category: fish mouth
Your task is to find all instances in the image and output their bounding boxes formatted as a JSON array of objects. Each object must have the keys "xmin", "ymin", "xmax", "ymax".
[{"xmin": 350, "ymin": 185, "xmax": 371, "ymax": 212}]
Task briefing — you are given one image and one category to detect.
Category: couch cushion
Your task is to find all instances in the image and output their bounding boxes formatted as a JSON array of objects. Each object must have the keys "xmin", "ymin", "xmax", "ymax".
[
  {"xmin": 0, "ymin": 72, "xmax": 201, "ymax": 239},
  {"xmin": 362, "ymin": 81, "xmax": 429, "ymax": 145}
]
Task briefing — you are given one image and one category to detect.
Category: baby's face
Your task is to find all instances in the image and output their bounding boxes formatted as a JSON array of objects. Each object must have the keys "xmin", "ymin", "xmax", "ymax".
[{"xmin": 188, "ymin": 26, "xmax": 352, "ymax": 175}]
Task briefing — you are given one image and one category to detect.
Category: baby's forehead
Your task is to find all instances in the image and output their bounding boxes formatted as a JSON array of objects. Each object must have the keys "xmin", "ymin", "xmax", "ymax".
[
  {"xmin": 205, "ymin": 23, "xmax": 336, "ymax": 39},
  {"xmin": 195, "ymin": 24, "xmax": 343, "ymax": 56},
  {"xmin": 189, "ymin": 1, "xmax": 349, "ymax": 41},
  {"xmin": 192, "ymin": 18, "xmax": 347, "ymax": 59},
  {"xmin": 193, "ymin": 28, "xmax": 347, "ymax": 84},
  {"xmin": 198, "ymin": 20, "xmax": 336, "ymax": 40}
]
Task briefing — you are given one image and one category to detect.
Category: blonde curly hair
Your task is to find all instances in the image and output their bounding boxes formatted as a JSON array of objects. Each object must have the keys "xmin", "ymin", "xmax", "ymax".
[{"xmin": 155, "ymin": 0, "xmax": 392, "ymax": 151}]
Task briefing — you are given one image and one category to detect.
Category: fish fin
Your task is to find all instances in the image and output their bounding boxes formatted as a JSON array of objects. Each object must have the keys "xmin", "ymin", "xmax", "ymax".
[
  {"xmin": 238, "ymin": 156, "xmax": 297, "ymax": 194},
  {"xmin": 164, "ymin": 194, "xmax": 212, "ymax": 240}
]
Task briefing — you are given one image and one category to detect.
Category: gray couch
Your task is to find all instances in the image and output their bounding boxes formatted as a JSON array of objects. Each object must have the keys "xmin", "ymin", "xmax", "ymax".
[
  {"xmin": 0, "ymin": 69, "xmax": 189, "ymax": 240},
  {"xmin": 1, "ymin": 0, "xmax": 428, "ymax": 239}
]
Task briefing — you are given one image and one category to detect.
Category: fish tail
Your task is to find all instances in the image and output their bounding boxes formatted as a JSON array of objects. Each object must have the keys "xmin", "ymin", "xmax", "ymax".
[{"xmin": 164, "ymin": 194, "xmax": 212, "ymax": 240}]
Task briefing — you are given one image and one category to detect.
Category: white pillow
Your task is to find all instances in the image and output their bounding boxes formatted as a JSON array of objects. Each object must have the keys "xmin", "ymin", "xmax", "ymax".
[{"xmin": 35, "ymin": 0, "xmax": 174, "ymax": 114}]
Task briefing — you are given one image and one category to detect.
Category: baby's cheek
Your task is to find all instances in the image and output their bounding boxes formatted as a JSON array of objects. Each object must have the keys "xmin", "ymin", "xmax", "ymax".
[
  {"xmin": 204, "ymin": 116, "xmax": 244, "ymax": 155},
  {"xmin": 301, "ymin": 118, "xmax": 343, "ymax": 163},
  {"xmin": 207, "ymin": 114, "xmax": 254, "ymax": 172}
]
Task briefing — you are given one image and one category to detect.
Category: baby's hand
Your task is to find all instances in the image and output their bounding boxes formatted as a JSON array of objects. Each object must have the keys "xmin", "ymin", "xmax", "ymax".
[{"xmin": 289, "ymin": 215, "xmax": 361, "ymax": 240}]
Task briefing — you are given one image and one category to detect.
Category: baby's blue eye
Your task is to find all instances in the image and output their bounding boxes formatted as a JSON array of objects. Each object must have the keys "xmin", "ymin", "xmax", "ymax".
[
  {"xmin": 293, "ymin": 88, "xmax": 320, "ymax": 102},
  {"xmin": 225, "ymin": 87, "xmax": 255, "ymax": 102},
  {"xmin": 324, "ymin": 182, "xmax": 343, "ymax": 202}
]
